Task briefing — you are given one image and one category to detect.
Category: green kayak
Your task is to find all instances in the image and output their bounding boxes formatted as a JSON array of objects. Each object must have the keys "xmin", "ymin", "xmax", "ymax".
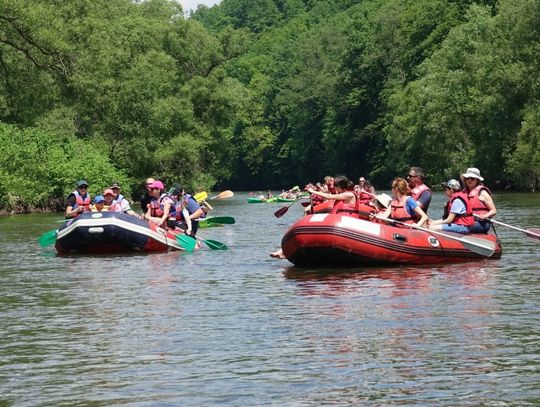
[
  {"xmin": 276, "ymin": 197, "xmax": 296, "ymax": 202},
  {"xmin": 247, "ymin": 197, "xmax": 277, "ymax": 203}
]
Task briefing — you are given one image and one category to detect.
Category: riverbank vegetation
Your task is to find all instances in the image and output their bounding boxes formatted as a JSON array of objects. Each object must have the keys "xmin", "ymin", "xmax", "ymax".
[{"xmin": 0, "ymin": 0, "xmax": 538, "ymax": 212}]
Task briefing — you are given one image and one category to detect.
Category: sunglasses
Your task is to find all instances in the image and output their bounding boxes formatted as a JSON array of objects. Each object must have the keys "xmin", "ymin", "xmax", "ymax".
[
  {"xmin": 407, "ymin": 174, "xmax": 416, "ymax": 179},
  {"xmin": 464, "ymin": 177, "xmax": 476, "ymax": 181},
  {"xmin": 150, "ymin": 187, "xmax": 160, "ymax": 191},
  {"xmin": 79, "ymin": 185, "xmax": 88, "ymax": 189}
]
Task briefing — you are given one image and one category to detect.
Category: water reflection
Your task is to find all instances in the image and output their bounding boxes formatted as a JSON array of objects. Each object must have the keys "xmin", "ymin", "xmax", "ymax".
[{"xmin": 1, "ymin": 192, "xmax": 539, "ymax": 405}]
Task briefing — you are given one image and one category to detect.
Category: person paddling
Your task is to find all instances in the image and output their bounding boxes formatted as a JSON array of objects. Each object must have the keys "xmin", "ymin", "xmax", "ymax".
[
  {"xmin": 144, "ymin": 181, "xmax": 175, "ymax": 227},
  {"xmin": 379, "ymin": 177, "xmax": 428, "ymax": 227},
  {"xmin": 65, "ymin": 180, "xmax": 91, "ymax": 219},
  {"xmin": 461, "ymin": 167, "xmax": 497, "ymax": 233},
  {"xmin": 428, "ymin": 179, "xmax": 473, "ymax": 234},
  {"xmin": 168, "ymin": 184, "xmax": 204, "ymax": 236}
]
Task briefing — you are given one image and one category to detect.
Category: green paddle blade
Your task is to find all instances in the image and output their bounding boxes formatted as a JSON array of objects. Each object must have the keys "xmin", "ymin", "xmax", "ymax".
[
  {"xmin": 203, "ymin": 239, "xmax": 228, "ymax": 250},
  {"xmin": 176, "ymin": 234, "xmax": 196, "ymax": 252},
  {"xmin": 203, "ymin": 216, "xmax": 235, "ymax": 225},
  {"xmin": 38, "ymin": 229, "xmax": 58, "ymax": 247}
]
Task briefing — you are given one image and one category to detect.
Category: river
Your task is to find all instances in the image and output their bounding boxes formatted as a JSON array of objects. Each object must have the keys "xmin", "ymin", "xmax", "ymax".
[{"xmin": 0, "ymin": 192, "xmax": 539, "ymax": 406}]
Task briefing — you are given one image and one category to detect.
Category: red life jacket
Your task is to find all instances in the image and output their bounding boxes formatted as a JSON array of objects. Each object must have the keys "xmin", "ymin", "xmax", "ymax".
[
  {"xmin": 150, "ymin": 193, "xmax": 174, "ymax": 217},
  {"xmin": 331, "ymin": 192, "xmax": 358, "ymax": 217},
  {"xmin": 311, "ymin": 193, "xmax": 324, "ymax": 206},
  {"xmin": 357, "ymin": 190, "xmax": 372, "ymax": 205},
  {"xmin": 444, "ymin": 192, "xmax": 474, "ymax": 226},
  {"xmin": 312, "ymin": 200, "xmax": 334, "ymax": 214},
  {"xmin": 72, "ymin": 190, "xmax": 91, "ymax": 212},
  {"xmin": 466, "ymin": 185, "xmax": 492, "ymax": 215},
  {"xmin": 390, "ymin": 196, "xmax": 415, "ymax": 223},
  {"xmin": 411, "ymin": 183, "xmax": 431, "ymax": 201},
  {"xmin": 357, "ymin": 203, "xmax": 376, "ymax": 220}
]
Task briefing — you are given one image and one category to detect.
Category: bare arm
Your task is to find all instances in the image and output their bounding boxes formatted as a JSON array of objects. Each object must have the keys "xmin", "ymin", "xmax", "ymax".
[
  {"xmin": 430, "ymin": 212, "xmax": 456, "ymax": 226},
  {"xmin": 307, "ymin": 188, "xmax": 354, "ymax": 203},
  {"xmin": 182, "ymin": 208, "xmax": 192, "ymax": 235},
  {"xmin": 476, "ymin": 191, "xmax": 497, "ymax": 219},
  {"xmin": 413, "ymin": 206, "xmax": 428, "ymax": 228}
]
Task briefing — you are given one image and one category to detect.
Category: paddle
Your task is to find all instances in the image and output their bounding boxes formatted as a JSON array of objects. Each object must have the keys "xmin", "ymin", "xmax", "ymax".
[
  {"xmin": 374, "ymin": 216, "xmax": 496, "ymax": 257},
  {"xmin": 274, "ymin": 199, "xmax": 300, "ymax": 218},
  {"xmin": 209, "ymin": 190, "xmax": 234, "ymax": 200},
  {"xmin": 202, "ymin": 216, "xmax": 235, "ymax": 225},
  {"xmin": 476, "ymin": 217, "xmax": 540, "ymax": 241},
  {"xmin": 38, "ymin": 229, "xmax": 58, "ymax": 247},
  {"xmin": 194, "ymin": 191, "xmax": 208, "ymax": 203},
  {"xmin": 274, "ymin": 194, "xmax": 309, "ymax": 218},
  {"xmin": 195, "ymin": 235, "xmax": 228, "ymax": 250},
  {"xmin": 176, "ymin": 234, "xmax": 196, "ymax": 252}
]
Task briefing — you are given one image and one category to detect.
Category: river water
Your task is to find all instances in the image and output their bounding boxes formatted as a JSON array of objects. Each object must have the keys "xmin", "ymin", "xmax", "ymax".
[{"xmin": 0, "ymin": 192, "xmax": 539, "ymax": 406}]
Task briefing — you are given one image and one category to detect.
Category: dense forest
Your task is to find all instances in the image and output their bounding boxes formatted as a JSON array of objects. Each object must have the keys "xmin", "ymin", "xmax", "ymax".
[{"xmin": 0, "ymin": 0, "xmax": 538, "ymax": 212}]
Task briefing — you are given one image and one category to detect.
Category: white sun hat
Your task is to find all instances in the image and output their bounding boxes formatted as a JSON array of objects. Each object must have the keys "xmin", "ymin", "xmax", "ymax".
[
  {"xmin": 461, "ymin": 167, "xmax": 484, "ymax": 181},
  {"xmin": 375, "ymin": 193, "xmax": 392, "ymax": 208}
]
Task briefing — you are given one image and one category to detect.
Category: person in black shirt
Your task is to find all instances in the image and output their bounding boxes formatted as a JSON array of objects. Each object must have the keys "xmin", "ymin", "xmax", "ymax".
[{"xmin": 140, "ymin": 177, "xmax": 155, "ymax": 214}]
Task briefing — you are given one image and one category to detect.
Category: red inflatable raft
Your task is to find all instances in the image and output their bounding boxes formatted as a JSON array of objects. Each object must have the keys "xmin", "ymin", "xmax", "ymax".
[{"xmin": 281, "ymin": 213, "xmax": 502, "ymax": 267}]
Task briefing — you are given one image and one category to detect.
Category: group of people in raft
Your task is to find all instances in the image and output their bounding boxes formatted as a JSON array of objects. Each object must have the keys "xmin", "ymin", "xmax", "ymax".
[
  {"xmin": 64, "ymin": 177, "xmax": 208, "ymax": 237},
  {"xmin": 271, "ymin": 167, "xmax": 496, "ymax": 258}
]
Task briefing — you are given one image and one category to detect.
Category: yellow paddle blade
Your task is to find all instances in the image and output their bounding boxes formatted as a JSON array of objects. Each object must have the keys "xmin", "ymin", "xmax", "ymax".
[{"xmin": 194, "ymin": 191, "xmax": 208, "ymax": 203}]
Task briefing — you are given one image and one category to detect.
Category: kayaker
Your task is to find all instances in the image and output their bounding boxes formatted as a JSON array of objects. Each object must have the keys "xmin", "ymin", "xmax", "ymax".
[
  {"xmin": 144, "ymin": 180, "xmax": 175, "ymax": 227},
  {"xmin": 407, "ymin": 167, "xmax": 432, "ymax": 213},
  {"xmin": 380, "ymin": 177, "xmax": 428, "ymax": 227},
  {"xmin": 65, "ymin": 180, "xmax": 91, "ymax": 219},
  {"xmin": 461, "ymin": 167, "xmax": 497, "ymax": 233},
  {"xmin": 428, "ymin": 179, "xmax": 473, "ymax": 234}
]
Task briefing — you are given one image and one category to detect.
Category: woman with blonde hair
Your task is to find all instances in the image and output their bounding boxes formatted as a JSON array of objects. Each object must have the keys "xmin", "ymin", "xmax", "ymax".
[{"xmin": 379, "ymin": 177, "xmax": 428, "ymax": 227}]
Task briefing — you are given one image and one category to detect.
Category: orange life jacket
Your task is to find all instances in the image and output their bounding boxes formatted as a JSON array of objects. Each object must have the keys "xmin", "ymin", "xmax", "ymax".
[
  {"xmin": 390, "ymin": 196, "xmax": 415, "ymax": 223},
  {"xmin": 72, "ymin": 190, "xmax": 91, "ymax": 212}
]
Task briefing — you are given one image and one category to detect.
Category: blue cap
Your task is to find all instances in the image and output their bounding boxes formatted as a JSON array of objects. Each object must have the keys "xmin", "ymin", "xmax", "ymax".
[
  {"xmin": 94, "ymin": 195, "xmax": 104, "ymax": 203},
  {"xmin": 76, "ymin": 180, "xmax": 88, "ymax": 187}
]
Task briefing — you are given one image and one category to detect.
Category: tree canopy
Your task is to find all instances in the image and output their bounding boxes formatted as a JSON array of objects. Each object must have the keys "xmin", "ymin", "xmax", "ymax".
[{"xmin": 0, "ymin": 0, "xmax": 538, "ymax": 211}]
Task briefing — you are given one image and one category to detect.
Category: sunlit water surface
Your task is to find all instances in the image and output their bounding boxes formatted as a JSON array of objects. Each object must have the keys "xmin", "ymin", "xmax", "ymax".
[{"xmin": 1, "ymin": 192, "xmax": 539, "ymax": 406}]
